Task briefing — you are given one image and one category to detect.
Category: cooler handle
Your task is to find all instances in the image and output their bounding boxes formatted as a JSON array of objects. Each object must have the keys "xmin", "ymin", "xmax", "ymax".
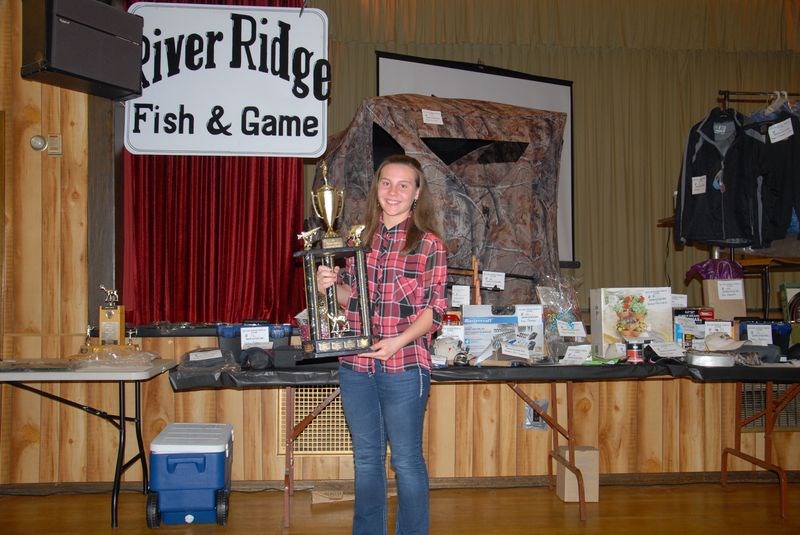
[{"xmin": 166, "ymin": 456, "xmax": 206, "ymax": 473}]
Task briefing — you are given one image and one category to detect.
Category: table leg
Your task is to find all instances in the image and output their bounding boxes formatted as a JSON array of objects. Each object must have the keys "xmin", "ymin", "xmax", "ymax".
[
  {"xmin": 10, "ymin": 380, "xmax": 147, "ymax": 528},
  {"xmin": 721, "ymin": 381, "xmax": 800, "ymax": 519},
  {"xmin": 507, "ymin": 381, "xmax": 586, "ymax": 521},
  {"xmin": 283, "ymin": 386, "xmax": 295, "ymax": 528},
  {"xmin": 134, "ymin": 382, "xmax": 149, "ymax": 494},
  {"xmin": 111, "ymin": 381, "xmax": 127, "ymax": 528},
  {"xmin": 282, "ymin": 386, "xmax": 342, "ymax": 528}
]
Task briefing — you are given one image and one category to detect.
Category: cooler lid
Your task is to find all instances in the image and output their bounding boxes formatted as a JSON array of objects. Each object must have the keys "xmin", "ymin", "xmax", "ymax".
[{"xmin": 151, "ymin": 423, "xmax": 234, "ymax": 454}]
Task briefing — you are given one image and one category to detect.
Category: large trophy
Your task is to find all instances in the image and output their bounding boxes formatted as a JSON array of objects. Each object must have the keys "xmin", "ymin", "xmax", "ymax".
[{"xmin": 294, "ymin": 161, "xmax": 372, "ymax": 357}]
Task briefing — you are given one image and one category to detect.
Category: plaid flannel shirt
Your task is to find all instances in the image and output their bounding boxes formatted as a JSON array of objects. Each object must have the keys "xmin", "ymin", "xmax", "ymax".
[{"xmin": 339, "ymin": 217, "xmax": 447, "ymax": 373}]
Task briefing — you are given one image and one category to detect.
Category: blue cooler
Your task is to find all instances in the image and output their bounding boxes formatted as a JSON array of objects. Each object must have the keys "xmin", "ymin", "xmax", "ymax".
[{"xmin": 147, "ymin": 423, "xmax": 234, "ymax": 528}]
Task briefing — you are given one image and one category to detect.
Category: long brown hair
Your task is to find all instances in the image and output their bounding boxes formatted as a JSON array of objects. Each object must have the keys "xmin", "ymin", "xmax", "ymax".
[{"xmin": 362, "ymin": 154, "xmax": 443, "ymax": 254}]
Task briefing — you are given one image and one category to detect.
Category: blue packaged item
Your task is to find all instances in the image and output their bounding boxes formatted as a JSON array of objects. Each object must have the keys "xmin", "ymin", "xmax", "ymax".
[{"xmin": 147, "ymin": 423, "xmax": 234, "ymax": 527}]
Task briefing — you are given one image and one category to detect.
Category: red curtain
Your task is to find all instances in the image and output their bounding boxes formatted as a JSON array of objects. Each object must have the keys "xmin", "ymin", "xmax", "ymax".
[{"xmin": 122, "ymin": 0, "xmax": 306, "ymax": 325}]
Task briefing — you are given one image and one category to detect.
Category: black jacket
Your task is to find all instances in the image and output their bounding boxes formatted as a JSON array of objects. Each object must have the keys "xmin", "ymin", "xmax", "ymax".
[{"xmin": 675, "ymin": 108, "xmax": 752, "ymax": 247}]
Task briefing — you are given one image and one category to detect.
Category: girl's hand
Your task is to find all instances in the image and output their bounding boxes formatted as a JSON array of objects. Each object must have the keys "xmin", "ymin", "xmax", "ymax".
[
  {"xmin": 360, "ymin": 336, "xmax": 405, "ymax": 361},
  {"xmin": 316, "ymin": 265, "xmax": 340, "ymax": 293}
]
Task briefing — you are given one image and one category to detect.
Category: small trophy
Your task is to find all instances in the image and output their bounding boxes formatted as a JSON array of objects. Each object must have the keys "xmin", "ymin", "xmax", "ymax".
[
  {"xmin": 311, "ymin": 162, "xmax": 345, "ymax": 248},
  {"xmin": 293, "ymin": 160, "xmax": 372, "ymax": 358},
  {"xmin": 98, "ymin": 285, "xmax": 125, "ymax": 345}
]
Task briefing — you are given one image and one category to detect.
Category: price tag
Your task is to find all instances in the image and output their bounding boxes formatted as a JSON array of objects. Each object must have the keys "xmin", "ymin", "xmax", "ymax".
[
  {"xmin": 647, "ymin": 341, "xmax": 685, "ymax": 358},
  {"xmin": 515, "ymin": 304, "xmax": 542, "ymax": 327},
  {"xmin": 241, "ymin": 326, "xmax": 271, "ymax": 349},
  {"xmin": 705, "ymin": 321, "xmax": 733, "ymax": 336},
  {"xmin": 421, "ymin": 109, "xmax": 444, "ymax": 125},
  {"xmin": 451, "ymin": 285, "xmax": 471, "ymax": 307},
  {"xmin": 671, "ymin": 294, "xmax": 688, "ymax": 308},
  {"xmin": 746, "ymin": 324, "xmax": 773, "ymax": 346},
  {"xmin": 691, "ymin": 175, "xmax": 707, "ymax": 195},
  {"xmin": 717, "ymin": 279, "xmax": 744, "ymax": 300},
  {"xmin": 560, "ymin": 345, "xmax": 592, "ymax": 365},
  {"xmin": 189, "ymin": 349, "xmax": 223, "ymax": 361},
  {"xmin": 481, "ymin": 271, "xmax": 505, "ymax": 290},
  {"xmin": 557, "ymin": 320, "xmax": 587, "ymax": 337},
  {"xmin": 768, "ymin": 117, "xmax": 794, "ymax": 143},
  {"xmin": 441, "ymin": 325, "xmax": 465, "ymax": 342}
]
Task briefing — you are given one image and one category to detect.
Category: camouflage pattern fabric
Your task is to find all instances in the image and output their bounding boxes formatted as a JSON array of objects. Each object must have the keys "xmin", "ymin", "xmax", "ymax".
[{"xmin": 316, "ymin": 94, "xmax": 566, "ymax": 305}]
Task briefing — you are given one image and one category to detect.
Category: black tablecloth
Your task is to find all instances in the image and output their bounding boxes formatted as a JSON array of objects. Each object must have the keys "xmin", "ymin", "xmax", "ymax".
[{"xmin": 169, "ymin": 348, "xmax": 800, "ymax": 391}]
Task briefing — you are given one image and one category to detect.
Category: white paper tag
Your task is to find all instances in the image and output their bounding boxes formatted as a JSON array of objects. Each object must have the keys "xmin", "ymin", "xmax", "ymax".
[
  {"xmin": 691, "ymin": 176, "xmax": 707, "ymax": 195},
  {"xmin": 671, "ymin": 294, "xmax": 688, "ymax": 308},
  {"xmin": 768, "ymin": 117, "xmax": 794, "ymax": 143},
  {"xmin": 241, "ymin": 326, "xmax": 271, "ymax": 349},
  {"xmin": 717, "ymin": 279, "xmax": 744, "ymax": 300},
  {"xmin": 561, "ymin": 345, "xmax": 592, "ymax": 365},
  {"xmin": 451, "ymin": 285, "xmax": 471, "ymax": 307},
  {"xmin": 705, "ymin": 321, "xmax": 733, "ymax": 336},
  {"xmin": 648, "ymin": 341, "xmax": 685, "ymax": 358},
  {"xmin": 188, "ymin": 349, "xmax": 223, "ymax": 361},
  {"xmin": 421, "ymin": 109, "xmax": 444, "ymax": 125},
  {"xmin": 746, "ymin": 324, "xmax": 773, "ymax": 346},
  {"xmin": 441, "ymin": 324, "xmax": 465, "ymax": 342},
  {"xmin": 515, "ymin": 304, "xmax": 541, "ymax": 327},
  {"xmin": 557, "ymin": 320, "xmax": 587, "ymax": 337},
  {"xmin": 481, "ymin": 270, "xmax": 505, "ymax": 290},
  {"xmin": 431, "ymin": 353, "xmax": 448, "ymax": 367}
]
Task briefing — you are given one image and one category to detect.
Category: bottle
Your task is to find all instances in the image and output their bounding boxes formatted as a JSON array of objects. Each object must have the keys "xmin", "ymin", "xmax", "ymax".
[{"xmin": 443, "ymin": 311, "xmax": 461, "ymax": 325}]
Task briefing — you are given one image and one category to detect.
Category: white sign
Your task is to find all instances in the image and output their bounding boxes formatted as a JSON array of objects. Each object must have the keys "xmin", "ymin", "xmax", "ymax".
[
  {"xmin": 125, "ymin": 3, "xmax": 330, "ymax": 157},
  {"xmin": 557, "ymin": 320, "xmax": 587, "ymax": 338},
  {"xmin": 717, "ymin": 279, "xmax": 745, "ymax": 300},
  {"xmin": 241, "ymin": 326, "xmax": 271, "ymax": 349},
  {"xmin": 481, "ymin": 270, "xmax": 505, "ymax": 290},
  {"xmin": 451, "ymin": 285, "xmax": 471, "ymax": 307}
]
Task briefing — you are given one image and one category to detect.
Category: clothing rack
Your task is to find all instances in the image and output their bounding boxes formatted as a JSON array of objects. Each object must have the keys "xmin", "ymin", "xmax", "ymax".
[
  {"xmin": 718, "ymin": 89, "xmax": 799, "ymax": 109},
  {"xmin": 714, "ymin": 88, "xmax": 798, "ymax": 263},
  {"xmin": 713, "ymin": 89, "xmax": 800, "ymax": 317}
]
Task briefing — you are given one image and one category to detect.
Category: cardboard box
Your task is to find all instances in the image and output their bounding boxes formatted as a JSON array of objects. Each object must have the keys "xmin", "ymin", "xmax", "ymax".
[
  {"xmin": 589, "ymin": 287, "xmax": 673, "ymax": 357},
  {"xmin": 556, "ymin": 445, "xmax": 599, "ymax": 502},
  {"xmin": 702, "ymin": 279, "xmax": 746, "ymax": 321},
  {"xmin": 462, "ymin": 304, "xmax": 544, "ymax": 360}
]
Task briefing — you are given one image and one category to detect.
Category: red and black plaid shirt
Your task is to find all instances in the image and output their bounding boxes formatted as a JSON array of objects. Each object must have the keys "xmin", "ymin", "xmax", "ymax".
[{"xmin": 339, "ymin": 216, "xmax": 448, "ymax": 373}]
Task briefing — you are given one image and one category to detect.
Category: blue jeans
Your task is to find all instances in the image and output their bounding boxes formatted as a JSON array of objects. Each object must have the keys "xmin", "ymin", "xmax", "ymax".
[{"xmin": 339, "ymin": 365, "xmax": 431, "ymax": 535}]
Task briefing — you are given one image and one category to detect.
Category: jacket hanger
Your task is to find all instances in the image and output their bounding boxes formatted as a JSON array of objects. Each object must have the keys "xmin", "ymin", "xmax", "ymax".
[{"xmin": 766, "ymin": 90, "xmax": 787, "ymax": 114}]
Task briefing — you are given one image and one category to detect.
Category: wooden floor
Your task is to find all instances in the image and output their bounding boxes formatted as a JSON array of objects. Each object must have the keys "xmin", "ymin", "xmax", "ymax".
[{"xmin": 1, "ymin": 482, "xmax": 798, "ymax": 534}]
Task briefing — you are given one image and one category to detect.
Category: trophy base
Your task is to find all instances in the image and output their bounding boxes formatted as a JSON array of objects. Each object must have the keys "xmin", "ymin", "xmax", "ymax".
[
  {"xmin": 321, "ymin": 236, "xmax": 345, "ymax": 248},
  {"xmin": 307, "ymin": 335, "xmax": 372, "ymax": 358}
]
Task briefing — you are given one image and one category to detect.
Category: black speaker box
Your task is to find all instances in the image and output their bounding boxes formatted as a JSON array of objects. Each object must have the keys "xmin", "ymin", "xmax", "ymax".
[{"xmin": 21, "ymin": 0, "xmax": 143, "ymax": 101}]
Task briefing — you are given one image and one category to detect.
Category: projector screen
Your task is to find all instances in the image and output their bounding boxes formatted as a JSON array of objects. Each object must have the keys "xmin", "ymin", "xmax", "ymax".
[{"xmin": 377, "ymin": 51, "xmax": 575, "ymax": 265}]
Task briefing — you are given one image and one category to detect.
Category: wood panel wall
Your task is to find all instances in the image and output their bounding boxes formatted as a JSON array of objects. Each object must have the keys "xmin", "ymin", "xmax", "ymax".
[
  {"xmin": 2, "ymin": 1, "xmax": 799, "ymax": 486},
  {"xmin": 3, "ymin": 335, "xmax": 800, "ymax": 485}
]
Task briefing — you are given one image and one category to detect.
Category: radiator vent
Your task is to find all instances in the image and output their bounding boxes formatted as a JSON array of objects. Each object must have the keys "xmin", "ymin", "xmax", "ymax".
[
  {"xmin": 741, "ymin": 383, "xmax": 800, "ymax": 430},
  {"xmin": 278, "ymin": 386, "xmax": 352, "ymax": 455}
]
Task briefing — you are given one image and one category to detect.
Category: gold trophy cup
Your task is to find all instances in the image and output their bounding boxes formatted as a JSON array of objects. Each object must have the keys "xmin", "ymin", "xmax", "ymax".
[{"xmin": 311, "ymin": 162, "xmax": 345, "ymax": 248}]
